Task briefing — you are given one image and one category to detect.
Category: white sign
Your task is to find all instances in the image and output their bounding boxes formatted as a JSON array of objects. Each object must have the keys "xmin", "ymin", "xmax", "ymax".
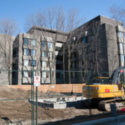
[
  {"xmin": 34, "ymin": 76, "xmax": 40, "ymax": 87},
  {"xmin": 51, "ymin": 85, "xmax": 55, "ymax": 88}
]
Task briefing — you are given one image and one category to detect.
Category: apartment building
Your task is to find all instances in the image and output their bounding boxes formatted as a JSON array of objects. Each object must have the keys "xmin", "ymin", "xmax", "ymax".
[
  {"xmin": 63, "ymin": 15, "xmax": 124, "ymax": 83},
  {"xmin": 0, "ymin": 15, "xmax": 124, "ymax": 85},
  {"xmin": 12, "ymin": 26, "xmax": 68, "ymax": 84}
]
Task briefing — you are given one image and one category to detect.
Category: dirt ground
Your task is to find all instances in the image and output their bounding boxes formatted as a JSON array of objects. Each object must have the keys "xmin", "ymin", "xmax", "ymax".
[{"xmin": 0, "ymin": 86, "xmax": 106, "ymax": 125}]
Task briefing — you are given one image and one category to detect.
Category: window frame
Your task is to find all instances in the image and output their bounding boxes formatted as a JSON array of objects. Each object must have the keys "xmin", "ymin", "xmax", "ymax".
[
  {"xmin": 24, "ymin": 38, "xmax": 29, "ymax": 46},
  {"xmin": 31, "ymin": 49, "xmax": 36, "ymax": 56},
  {"xmin": 31, "ymin": 39, "xmax": 36, "ymax": 46},
  {"xmin": 42, "ymin": 61, "xmax": 47, "ymax": 68},
  {"xmin": 31, "ymin": 60, "xmax": 36, "ymax": 66},
  {"xmin": 48, "ymin": 42, "xmax": 53, "ymax": 49},
  {"xmin": 49, "ymin": 52, "xmax": 53, "ymax": 60},
  {"xmin": 23, "ymin": 71, "xmax": 29, "ymax": 77},
  {"xmin": 119, "ymin": 42, "xmax": 124, "ymax": 54},
  {"xmin": 42, "ymin": 51, "xmax": 47, "ymax": 58},
  {"xmin": 24, "ymin": 48, "xmax": 29, "ymax": 56},
  {"xmin": 42, "ymin": 71, "xmax": 49, "ymax": 78},
  {"xmin": 42, "ymin": 41, "xmax": 46, "ymax": 48},
  {"xmin": 120, "ymin": 54, "xmax": 124, "ymax": 67},
  {"xmin": 24, "ymin": 59, "xmax": 29, "ymax": 66}
]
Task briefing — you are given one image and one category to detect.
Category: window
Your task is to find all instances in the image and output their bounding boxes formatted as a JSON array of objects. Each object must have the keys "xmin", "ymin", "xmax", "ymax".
[
  {"xmin": 83, "ymin": 37, "xmax": 87, "ymax": 43},
  {"xmin": 50, "ymin": 61, "xmax": 53, "ymax": 67},
  {"xmin": 42, "ymin": 51, "xmax": 47, "ymax": 57},
  {"xmin": 42, "ymin": 41, "xmax": 46, "ymax": 48},
  {"xmin": 42, "ymin": 71, "xmax": 49, "ymax": 78},
  {"xmin": 56, "ymin": 72, "xmax": 63, "ymax": 79},
  {"xmin": 23, "ymin": 71, "xmax": 28, "ymax": 77},
  {"xmin": 24, "ymin": 38, "xmax": 29, "ymax": 45},
  {"xmin": 49, "ymin": 52, "xmax": 53, "ymax": 60},
  {"xmin": 118, "ymin": 32, "xmax": 123, "ymax": 38},
  {"xmin": 24, "ymin": 49, "xmax": 36, "ymax": 56},
  {"xmin": 124, "ymin": 33, "xmax": 125, "ymax": 41},
  {"xmin": 23, "ymin": 71, "xmax": 35, "ymax": 77},
  {"xmin": 31, "ymin": 49, "xmax": 36, "ymax": 56},
  {"xmin": 42, "ymin": 71, "xmax": 46, "ymax": 78},
  {"xmin": 48, "ymin": 42, "xmax": 53, "ymax": 49},
  {"xmin": 31, "ymin": 40, "xmax": 36, "ymax": 46},
  {"xmin": 24, "ymin": 59, "xmax": 29, "ymax": 66},
  {"xmin": 24, "ymin": 48, "xmax": 29, "ymax": 56},
  {"xmin": 31, "ymin": 60, "xmax": 36, "ymax": 66},
  {"xmin": 124, "ymin": 44, "xmax": 125, "ymax": 54},
  {"xmin": 42, "ymin": 61, "xmax": 48, "ymax": 68},
  {"xmin": 119, "ymin": 43, "xmax": 123, "ymax": 54},
  {"xmin": 120, "ymin": 55, "xmax": 124, "ymax": 66},
  {"xmin": 118, "ymin": 32, "xmax": 124, "ymax": 42}
]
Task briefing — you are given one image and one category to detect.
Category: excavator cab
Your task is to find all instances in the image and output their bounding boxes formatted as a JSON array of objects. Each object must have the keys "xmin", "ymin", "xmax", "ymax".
[
  {"xmin": 111, "ymin": 67, "xmax": 125, "ymax": 90},
  {"xmin": 119, "ymin": 69, "xmax": 125, "ymax": 90},
  {"xmin": 111, "ymin": 67, "xmax": 125, "ymax": 84}
]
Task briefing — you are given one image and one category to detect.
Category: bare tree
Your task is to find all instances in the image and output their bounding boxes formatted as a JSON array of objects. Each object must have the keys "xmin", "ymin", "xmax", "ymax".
[
  {"xmin": 0, "ymin": 19, "xmax": 17, "ymax": 85},
  {"xmin": 25, "ymin": 7, "xmax": 85, "ymax": 84},
  {"xmin": 66, "ymin": 9, "xmax": 83, "ymax": 32},
  {"xmin": 110, "ymin": 3, "xmax": 125, "ymax": 72},
  {"xmin": 63, "ymin": 17, "xmax": 112, "ymax": 83},
  {"xmin": 110, "ymin": 5, "xmax": 125, "ymax": 25},
  {"xmin": 25, "ymin": 7, "xmax": 84, "ymax": 32}
]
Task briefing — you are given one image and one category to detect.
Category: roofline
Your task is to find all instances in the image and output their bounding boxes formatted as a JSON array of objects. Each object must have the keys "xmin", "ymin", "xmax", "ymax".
[
  {"xmin": 71, "ymin": 15, "xmax": 123, "ymax": 33},
  {"xmin": 28, "ymin": 26, "xmax": 69, "ymax": 36},
  {"xmin": 0, "ymin": 33, "xmax": 15, "ymax": 39},
  {"xmin": 99, "ymin": 15, "xmax": 123, "ymax": 25},
  {"xmin": 28, "ymin": 15, "xmax": 123, "ymax": 35}
]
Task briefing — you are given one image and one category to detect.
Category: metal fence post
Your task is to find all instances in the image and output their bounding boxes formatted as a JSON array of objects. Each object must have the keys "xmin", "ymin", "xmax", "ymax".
[
  {"xmin": 31, "ymin": 69, "xmax": 34, "ymax": 125},
  {"xmin": 36, "ymin": 87, "xmax": 38, "ymax": 125}
]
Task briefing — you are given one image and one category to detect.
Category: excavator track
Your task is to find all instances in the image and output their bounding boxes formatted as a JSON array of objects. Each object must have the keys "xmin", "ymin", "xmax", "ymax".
[{"xmin": 98, "ymin": 98, "xmax": 125, "ymax": 111}]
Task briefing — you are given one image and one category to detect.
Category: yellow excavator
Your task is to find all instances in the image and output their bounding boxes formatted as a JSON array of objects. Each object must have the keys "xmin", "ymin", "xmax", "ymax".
[{"xmin": 83, "ymin": 67, "xmax": 125, "ymax": 111}]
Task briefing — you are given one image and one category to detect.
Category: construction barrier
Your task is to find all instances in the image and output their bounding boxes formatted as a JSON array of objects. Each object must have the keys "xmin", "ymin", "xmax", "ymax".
[{"xmin": 10, "ymin": 83, "xmax": 85, "ymax": 93}]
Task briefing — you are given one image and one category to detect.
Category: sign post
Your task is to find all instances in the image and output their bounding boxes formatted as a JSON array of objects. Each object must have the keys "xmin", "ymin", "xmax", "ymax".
[{"xmin": 34, "ymin": 76, "xmax": 40, "ymax": 125}]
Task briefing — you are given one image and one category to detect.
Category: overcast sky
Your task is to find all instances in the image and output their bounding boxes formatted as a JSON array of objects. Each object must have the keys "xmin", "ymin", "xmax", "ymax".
[{"xmin": 0, "ymin": 0, "xmax": 125, "ymax": 33}]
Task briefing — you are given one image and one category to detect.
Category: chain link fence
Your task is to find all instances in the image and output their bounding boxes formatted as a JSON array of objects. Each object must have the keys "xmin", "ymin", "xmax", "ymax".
[{"xmin": 0, "ymin": 69, "xmax": 124, "ymax": 125}]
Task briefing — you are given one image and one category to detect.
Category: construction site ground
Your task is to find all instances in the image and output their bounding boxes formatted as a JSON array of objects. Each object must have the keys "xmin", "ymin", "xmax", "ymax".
[{"xmin": 0, "ymin": 86, "xmax": 124, "ymax": 125}]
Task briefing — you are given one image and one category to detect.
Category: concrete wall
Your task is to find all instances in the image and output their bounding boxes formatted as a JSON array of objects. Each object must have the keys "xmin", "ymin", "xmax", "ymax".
[
  {"xmin": 28, "ymin": 26, "xmax": 68, "ymax": 43},
  {"xmin": 100, "ymin": 15, "xmax": 122, "ymax": 26},
  {"xmin": 0, "ymin": 34, "xmax": 15, "ymax": 85},
  {"xmin": 105, "ymin": 24, "xmax": 119, "ymax": 75}
]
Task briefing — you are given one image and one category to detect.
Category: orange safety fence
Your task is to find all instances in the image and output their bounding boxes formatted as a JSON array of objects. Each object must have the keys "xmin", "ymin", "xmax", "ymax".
[{"xmin": 10, "ymin": 84, "xmax": 86, "ymax": 93}]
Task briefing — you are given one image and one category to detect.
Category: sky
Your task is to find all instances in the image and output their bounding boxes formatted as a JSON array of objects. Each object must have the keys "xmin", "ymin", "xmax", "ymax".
[{"xmin": 0, "ymin": 0, "xmax": 125, "ymax": 34}]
